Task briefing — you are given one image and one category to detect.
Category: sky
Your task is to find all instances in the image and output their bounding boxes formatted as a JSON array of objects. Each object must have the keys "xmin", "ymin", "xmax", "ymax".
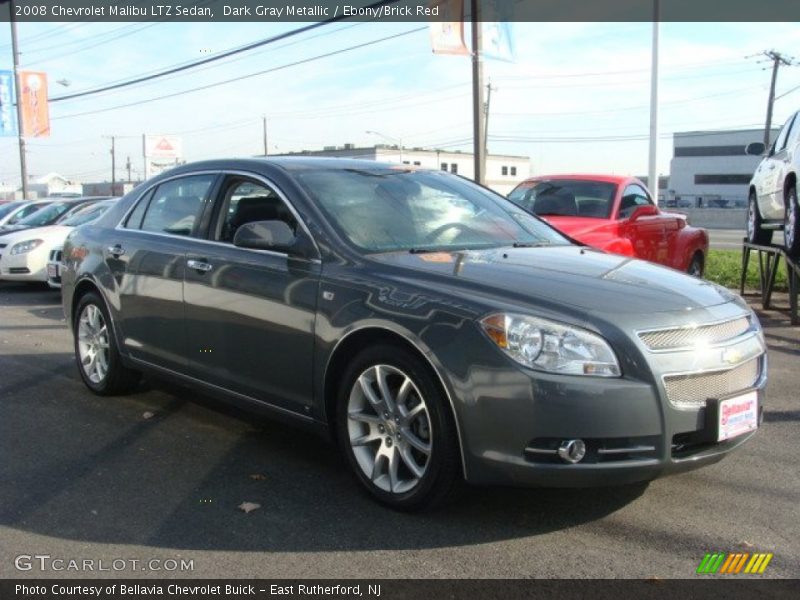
[{"xmin": 0, "ymin": 19, "xmax": 799, "ymax": 186}]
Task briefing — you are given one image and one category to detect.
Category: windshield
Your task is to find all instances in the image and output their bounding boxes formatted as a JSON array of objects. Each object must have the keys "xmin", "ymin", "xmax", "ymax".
[
  {"xmin": 0, "ymin": 202, "xmax": 23, "ymax": 219},
  {"xmin": 295, "ymin": 168, "xmax": 570, "ymax": 253},
  {"xmin": 16, "ymin": 201, "xmax": 76, "ymax": 227},
  {"xmin": 60, "ymin": 200, "xmax": 114, "ymax": 227},
  {"xmin": 508, "ymin": 180, "xmax": 618, "ymax": 219}
]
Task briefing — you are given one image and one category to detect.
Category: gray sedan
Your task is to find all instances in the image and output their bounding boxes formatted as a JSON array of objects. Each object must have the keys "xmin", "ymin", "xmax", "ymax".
[{"xmin": 61, "ymin": 158, "xmax": 766, "ymax": 510}]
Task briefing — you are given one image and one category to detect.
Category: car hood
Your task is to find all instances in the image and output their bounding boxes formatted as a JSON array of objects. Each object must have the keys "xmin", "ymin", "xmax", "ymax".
[
  {"xmin": 369, "ymin": 245, "xmax": 738, "ymax": 317},
  {"xmin": 0, "ymin": 224, "xmax": 73, "ymax": 248},
  {"xmin": 540, "ymin": 215, "xmax": 616, "ymax": 238}
]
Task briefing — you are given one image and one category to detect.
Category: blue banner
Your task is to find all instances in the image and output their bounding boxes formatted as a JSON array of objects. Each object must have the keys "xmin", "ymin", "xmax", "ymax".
[{"xmin": 0, "ymin": 70, "xmax": 18, "ymax": 137}]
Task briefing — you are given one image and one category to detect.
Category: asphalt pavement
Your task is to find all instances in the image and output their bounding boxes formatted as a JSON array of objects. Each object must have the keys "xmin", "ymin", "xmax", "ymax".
[{"xmin": 0, "ymin": 282, "xmax": 798, "ymax": 579}]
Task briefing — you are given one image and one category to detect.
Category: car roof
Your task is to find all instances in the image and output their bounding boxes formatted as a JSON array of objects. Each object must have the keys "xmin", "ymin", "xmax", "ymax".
[
  {"xmin": 521, "ymin": 174, "xmax": 632, "ymax": 185},
  {"xmin": 168, "ymin": 156, "xmax": 413, "ymax": 174}
]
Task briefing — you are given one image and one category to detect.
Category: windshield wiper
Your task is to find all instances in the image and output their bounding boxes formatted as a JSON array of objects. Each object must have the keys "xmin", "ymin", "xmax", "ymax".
[
  {"xmin": 408, "ymin": 247, "xmax": 446, "ymax": 254},
  {"xmin": 512, "ymin": 241, "xmax": 551, "ymax": 248}
]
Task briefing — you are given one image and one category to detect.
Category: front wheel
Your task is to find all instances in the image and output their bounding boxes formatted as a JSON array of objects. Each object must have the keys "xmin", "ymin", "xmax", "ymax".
[
  {"xmin": 73, "ymin": 291, "xmax": 140, "ymax": 395},
  {"xmin": 747, "ymin": 192, "xmax": 772, "ymax": 245},
  {"xmin": 784, "ymin": 186, "xmax": 800, "ymax": 257},
  {"xmin": 336, "ymin": 344, "xmax": 461, "ymax": 511}
]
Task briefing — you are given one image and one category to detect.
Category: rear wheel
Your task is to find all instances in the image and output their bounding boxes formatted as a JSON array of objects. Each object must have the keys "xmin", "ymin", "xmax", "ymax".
[
  {"xmin": 74, "ymin": 291, "xmax": 140, "ymax": 395},
  {"xmin": 336, "ymin": 344, "xmax": 461, "ymax": 511},
  {"xmin": 747, "ymin": 191, "xmax": 772, "ymax": 245},
  {"xmin": 687, "ymin": 252, "xmax": 704, "ymax": 277},
  {"xmin": 784, "ymin": 186, "xmax": 800, "ymax": 257}
]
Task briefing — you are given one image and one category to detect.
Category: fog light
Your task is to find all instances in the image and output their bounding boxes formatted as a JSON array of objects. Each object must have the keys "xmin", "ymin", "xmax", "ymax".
[{"xmin": 558, "ymin": 439, "xmax": 586, "ymax": 464}]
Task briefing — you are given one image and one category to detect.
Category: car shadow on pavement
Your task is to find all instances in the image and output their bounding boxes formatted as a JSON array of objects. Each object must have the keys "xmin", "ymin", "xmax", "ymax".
[{"xmin": 0, "ymin": 367, "xmax": 649, "ymax": 553}]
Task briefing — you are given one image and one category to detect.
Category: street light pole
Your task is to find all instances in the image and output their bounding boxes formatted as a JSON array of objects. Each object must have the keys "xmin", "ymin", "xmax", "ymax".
[
  {"xmin": 471, "ymin": 0, "xmax": 486, "ymax": 185},
  {"xmin": 9, "ymin": 0, "xmax": 28, "ymax": 200},
  {"xmin": 647, "ymin": 0, "xmax": 660, "ymax": 201},
  {"xmin": 366, "ymin": 130, "xmax": 403, "ymax": 163}
]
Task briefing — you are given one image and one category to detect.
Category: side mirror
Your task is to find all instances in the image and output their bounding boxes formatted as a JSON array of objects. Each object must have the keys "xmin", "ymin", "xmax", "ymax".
[
  {"xmin": 745, "ymin": 142, "xmax": 766, "ymax": 156},
  {"xmin": 233, "ymin": 220, "xmax": 315, "ymax": 258},
  {"xmin": 627, "ymin": 204, "xmax": 659, "ymax": 221}
]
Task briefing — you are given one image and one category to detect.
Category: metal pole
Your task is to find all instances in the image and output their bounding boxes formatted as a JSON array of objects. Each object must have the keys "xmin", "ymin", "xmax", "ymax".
[
  {"xmin": 262, "ymin": 116, "xmax": 268, "ymax": 156},
  {"xmin": 647, "ymin": 0, "xmax": 659, "ymax": 201},
  {"xmin": 9, "ymin": 0, "xmax": 28, "ymax": 200},
  {"xmin": 483, "ymin": 82, "xmax": 493, "ymax": 159},
  {"xmin": 471, "ymin": 0, "xmax": 485, "ymax": 185},
  {"xmin": 111, "ymin": 136, "xmax": 116, "ymax": 193},
  {"xmin": 763, "ymin": 53, "xmax": 781, "ymax": 148}
]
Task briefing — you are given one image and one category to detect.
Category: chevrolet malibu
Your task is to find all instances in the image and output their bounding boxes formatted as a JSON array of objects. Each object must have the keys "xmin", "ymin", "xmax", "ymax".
[{"xmin": 61, "ymin": 158, "xmax": 766, "ymax": 510}]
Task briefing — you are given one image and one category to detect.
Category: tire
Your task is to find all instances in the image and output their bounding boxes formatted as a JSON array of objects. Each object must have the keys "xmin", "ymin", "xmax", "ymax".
[
  {"xmin": 784, "ymin": 185, "xmax": 800, "ymax": 258},
  {"xmin": 747, "ymin": 191, "xmax": 772, "ymax": 245},
  {"xmin": 73, "ymin": 291, "xmax": 140, "ymax": 395},
  {"xmin": 687, "ymin": 252, "xmax": 704, "ymax": 277},
  {"xmin": 335, "ymin": 343, "xmax": 461, "ymax": 511}
]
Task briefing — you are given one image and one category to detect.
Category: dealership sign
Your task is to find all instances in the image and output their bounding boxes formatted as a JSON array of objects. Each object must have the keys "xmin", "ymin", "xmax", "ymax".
[{"xmin": 143, "ymin": 134, "xmax": 183, "ymax": 178}]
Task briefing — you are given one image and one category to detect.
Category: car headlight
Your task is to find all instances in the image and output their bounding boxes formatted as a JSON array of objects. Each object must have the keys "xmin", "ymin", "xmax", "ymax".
[
  {"xmin": 9, "ymin": 239, "xmax": 44, "ymax": 255},
  {"xmin": 480, "ymin": 313, "xmax": 621, "ymax": 377}
]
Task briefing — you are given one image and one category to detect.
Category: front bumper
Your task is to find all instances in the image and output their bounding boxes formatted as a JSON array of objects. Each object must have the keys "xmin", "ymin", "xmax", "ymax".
[
  {"xmin": 0, "ymin": 246, "xmax": 49, "ymax": 281},
  {"xmin": 437, "ymin": 304, "xmax": 767, "ymax": 488}
]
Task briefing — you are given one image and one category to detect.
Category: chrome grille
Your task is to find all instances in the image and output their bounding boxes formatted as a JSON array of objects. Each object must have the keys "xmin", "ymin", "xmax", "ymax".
[
  {"xmin": 49, "ymin": 248, "xmax": 63, "ymax": 262},
  {"xmin": 639, "ymin": 316, "xmax": 750, "ymax": 351},
  {"xmin": 663, "ymin": 358, "xmax": 760, "ymax": 408}
]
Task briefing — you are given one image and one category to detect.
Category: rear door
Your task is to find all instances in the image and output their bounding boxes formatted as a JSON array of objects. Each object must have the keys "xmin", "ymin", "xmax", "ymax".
[
  {"xmin": 107, "ymin": 173, "xmax": 218, "ymax": 373},
  {"xmin": 182, "ymin": 173, "xmax": 321, "ymax": 414}
]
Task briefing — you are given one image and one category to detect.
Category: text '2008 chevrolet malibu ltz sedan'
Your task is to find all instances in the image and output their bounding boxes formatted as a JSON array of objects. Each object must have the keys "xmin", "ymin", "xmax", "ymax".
[{"xmin": 60, "ymin": 158, "xmax": 767, "ymax": 510}]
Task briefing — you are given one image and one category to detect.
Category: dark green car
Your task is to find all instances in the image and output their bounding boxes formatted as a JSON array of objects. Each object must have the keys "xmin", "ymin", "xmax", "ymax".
[{"xmin": 61, "ymin": 158, "xmax": 767, "ymax": 510}]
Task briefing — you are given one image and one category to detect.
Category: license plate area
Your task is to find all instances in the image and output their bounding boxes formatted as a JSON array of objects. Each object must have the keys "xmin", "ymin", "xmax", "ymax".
[
  {"xmin": 706, "ymin": 391, "xmax": 759, "ymax": 442},
  {"xmin": 47, "ymin": 264, "xmax": 58, "ymax": 278}
]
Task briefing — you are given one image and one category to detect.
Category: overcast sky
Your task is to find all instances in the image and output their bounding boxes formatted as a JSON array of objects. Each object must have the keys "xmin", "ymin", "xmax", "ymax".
[{"xmin": 1, "ymin": 20, "xmax": 799, "ymax": 186}]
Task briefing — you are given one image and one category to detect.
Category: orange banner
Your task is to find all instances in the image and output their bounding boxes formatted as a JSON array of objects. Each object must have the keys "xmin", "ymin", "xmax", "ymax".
[
  {"xmin": 429, "ymin": 0, "xmax": 469, "ymax": 55},
  {"xmin": 19, "ymin": 71, "xmax": 50, "ymax": 138}
]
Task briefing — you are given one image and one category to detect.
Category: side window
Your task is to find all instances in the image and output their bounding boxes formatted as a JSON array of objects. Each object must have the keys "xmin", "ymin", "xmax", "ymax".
[
  {"xmin": 773, "ymin": 114, "xmax": 796, "ymax": 154},
  {"xmin": 124, "ymin": 190, "xmax": 153, "ymax": 229},
  {"xmin": 215, "ymin": 178, "xmax": 298, "ymax": 244},
  {"xmin": 619, "ymin": 184, "xmax": 653, "ymax": 219},
  {"xmin": 140, "ymin": 175, "xmax": 215, "ymax": 236}
]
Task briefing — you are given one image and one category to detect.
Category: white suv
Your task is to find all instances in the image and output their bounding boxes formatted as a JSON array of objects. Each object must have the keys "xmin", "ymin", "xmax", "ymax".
[{"xmin": 746, "ymin": 110, "xmax": 799, "ymax": 256}]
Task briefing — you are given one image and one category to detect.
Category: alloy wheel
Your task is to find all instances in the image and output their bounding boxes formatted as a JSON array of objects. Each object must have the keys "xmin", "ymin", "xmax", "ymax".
[
  {"xmin": 347, "ymin": 364, "xmax": 432, "ymax": 494},
  {"xmin": 747, "ymin": 199, "xmax": 756, "ymax": 241},
  {"xmin": 786, "ymin": 194, "xmax": 797, "ymax": 250},
  {"xmin": 77, "ymin": 304, "xmax": 110, "ymax": 384}
]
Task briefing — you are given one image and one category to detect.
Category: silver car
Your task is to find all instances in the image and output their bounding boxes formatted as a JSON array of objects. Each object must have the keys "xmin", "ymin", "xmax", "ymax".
[{"xmin": 746, "ymin": 109, "xmax": 800, "ymax": 256}]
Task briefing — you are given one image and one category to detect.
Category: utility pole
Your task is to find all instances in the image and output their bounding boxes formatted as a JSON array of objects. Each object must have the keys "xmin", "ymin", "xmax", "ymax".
[
  {"xmin": 647, "ymin": 0, "xmax": 660, "ymax": 201},
  {"xmin": 9, "ymin": 0, "xmax": 28, "ymax": 200},
  {"xmin": 470, "ymin": 0, "xmax": 485, "ymax": 185},
  {"xmin": 262, "ymin": 116, "xmax": 268, "ymax": 156},
  {"xmin": 110, "ymin": 136, "xmax": 116, "ymax": 193},
  {"xmin": 483, "ymin": 81, "xmax": 495, "ymax": 160},
  {"xmin": 126, "ymin": 156, "xmax": 131, "ymax": 182},
  {"xmin": 762, "ymin": 50, "xmax": 793, "ymax": 147}
]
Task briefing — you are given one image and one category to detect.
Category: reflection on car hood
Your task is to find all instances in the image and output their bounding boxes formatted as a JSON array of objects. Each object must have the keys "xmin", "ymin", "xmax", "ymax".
[{"xmin": 369, "ymin": 245, "xmax": 739, "ymax": 316}]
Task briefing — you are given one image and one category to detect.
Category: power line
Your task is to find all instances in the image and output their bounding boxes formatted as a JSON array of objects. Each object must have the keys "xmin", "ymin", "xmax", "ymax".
[
  {"xmin": 48, "ymin": 0, "xmax": 400, "ymax": 104},
  {"xmin": 51, "ymin": 27, "xmax": 427, "ymax": 120}
]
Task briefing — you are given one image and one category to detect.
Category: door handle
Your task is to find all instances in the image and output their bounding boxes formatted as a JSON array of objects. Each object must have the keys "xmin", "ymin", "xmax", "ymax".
[
  {"xmin": 187, "ymin": 259, "xmax": 213, "ymax": 273},
  {"xmin": 107, "ymin": 244, "xmax": 125, "ymax": 257}
]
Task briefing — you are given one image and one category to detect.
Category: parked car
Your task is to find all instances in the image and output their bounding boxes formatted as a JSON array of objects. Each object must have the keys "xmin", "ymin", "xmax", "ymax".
[
  {"xmin": 62, "ymin": 158, "xmax": 765, "ymax": 510},
  {"xmin": 508, "ymin": 175, "xmax": 709, "ymax": 276},
  {"xmin": 0, "ymin": 199, "xmax": 118, "ymax": 285},
  {"xmin": 0, "ymin": 199, "xmax": 53, "ymax": 228},
  {"xmin": 745, "ymin": 109, "xmax": 799, "ymax": 256},
  {"xmin": 0, "ymin": 196, "xmax": 109, "ymax": 234}
]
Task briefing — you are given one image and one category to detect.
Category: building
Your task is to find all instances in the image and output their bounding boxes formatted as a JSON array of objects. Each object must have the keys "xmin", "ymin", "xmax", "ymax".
[
  {"xmin": 81, "ymin": 181, "xmax": 138, "ymax": 196},
  {"xmin": 278, "ymin": 144, "xmax": 531, "ymax": 195},
  {"xmin": 668, "ymin": 128, "xmax": 778, "ymax": 208},
  {"xmin": 26, "ymin": 172, "xmax": 83, "ymax": 198}
]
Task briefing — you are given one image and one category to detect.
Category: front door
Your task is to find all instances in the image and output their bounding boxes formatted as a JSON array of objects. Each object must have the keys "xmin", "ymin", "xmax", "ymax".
[
  {"xmin": 182, "ymin": 174, "xmax": 321, "ymax": 414},
  {"xmin": 618, "ymin": 183, "xmax": 666, "ymax": 264}
]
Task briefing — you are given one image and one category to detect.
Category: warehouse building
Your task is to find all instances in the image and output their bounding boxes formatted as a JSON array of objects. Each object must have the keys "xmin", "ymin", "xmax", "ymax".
[
  {"xmin": 278, "ymin": 144, "xmax": 531, "ymax": 195},
  {"xmin": 667, "ymin": 128, "xmax": 778, "ymax": 208}
]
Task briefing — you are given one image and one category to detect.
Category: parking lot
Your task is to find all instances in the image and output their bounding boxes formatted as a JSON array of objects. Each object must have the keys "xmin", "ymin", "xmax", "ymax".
[{"xmin": 0, "ymin": 281, "xmax": 798, "ymax": 579}]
